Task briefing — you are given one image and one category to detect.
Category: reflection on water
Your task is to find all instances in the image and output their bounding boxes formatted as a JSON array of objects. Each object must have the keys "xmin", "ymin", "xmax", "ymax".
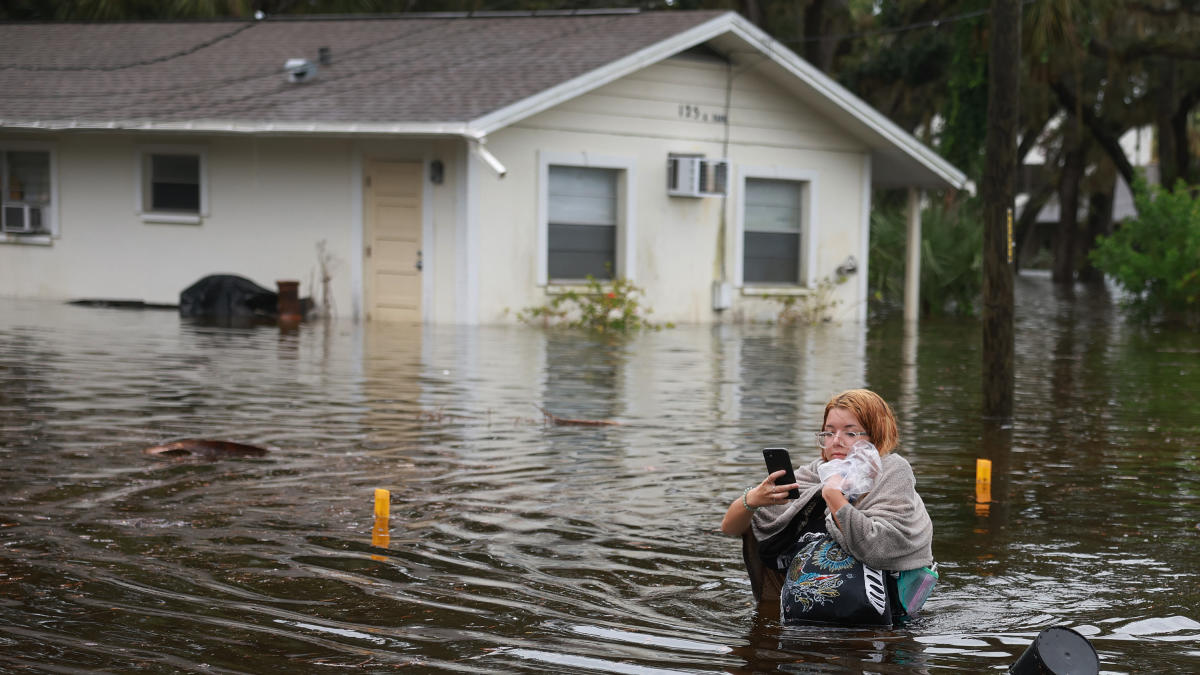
[{"xmin": 1, "ymin": 273, "xmax": 1198, "ymax": 673}]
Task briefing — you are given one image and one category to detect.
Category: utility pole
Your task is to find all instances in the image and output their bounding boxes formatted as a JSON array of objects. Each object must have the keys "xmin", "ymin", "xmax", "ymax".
[{"xmin": 981, "ymin": 0, "xmax": 1020, "ymax": 421}]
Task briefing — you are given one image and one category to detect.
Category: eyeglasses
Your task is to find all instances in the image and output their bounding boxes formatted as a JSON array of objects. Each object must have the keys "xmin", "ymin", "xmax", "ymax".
[{"xmin": 815, "ymin": 430, "xmax": 870, "ymax": 448}]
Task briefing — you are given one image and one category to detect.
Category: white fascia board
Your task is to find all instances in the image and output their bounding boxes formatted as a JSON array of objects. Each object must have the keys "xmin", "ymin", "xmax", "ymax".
[
  {"xmin": 723, "ymin": 18, "xmax": 969, "ymax": 192},
  {"xmin": 467, "ymin": 13, "xmax": 740, "ymax": 137},
  {"xmin": 0, "ymin": 118, "xmax": 471, "ymax": 137}
]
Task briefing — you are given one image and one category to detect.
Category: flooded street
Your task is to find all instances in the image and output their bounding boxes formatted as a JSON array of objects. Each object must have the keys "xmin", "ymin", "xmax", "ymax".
[{"xmin": 1, "ymin": 273, "xmax": 1198, "ymax": 673}]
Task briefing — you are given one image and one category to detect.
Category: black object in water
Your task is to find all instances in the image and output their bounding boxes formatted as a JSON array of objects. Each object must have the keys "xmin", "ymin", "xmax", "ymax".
[
  {"xmin": 1010, "ymin": 626, "xmax": 1099, "ymax": 674},
  {"xmin": 179, "ymin": 274, "xmax": 279, "ymax": 319}
]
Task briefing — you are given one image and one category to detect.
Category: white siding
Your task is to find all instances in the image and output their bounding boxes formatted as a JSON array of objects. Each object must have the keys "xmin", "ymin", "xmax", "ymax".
[
  {"xmin": 476, "ymin": 54, "xmax": 870, "ymax": 324},
  {"xmin": 0, "ymin": 135, "xmax": 357, "ymax": 311}
]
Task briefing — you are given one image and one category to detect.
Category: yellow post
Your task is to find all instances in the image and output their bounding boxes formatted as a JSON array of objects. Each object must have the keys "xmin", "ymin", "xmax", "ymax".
[
  {"xmin": 374, "ymin": 488, "xmax": 390, "ymax": 519},
  {"xmin": 975, "ymin": 459, "xmax": 992, "ymax": 484},
  {"xmin": 975, "ymin": 459, "xmax": 992, "ymax": 515},
  {"xmin": 372, "ymin": 489, "xmax": 390, "ymax": 552}
]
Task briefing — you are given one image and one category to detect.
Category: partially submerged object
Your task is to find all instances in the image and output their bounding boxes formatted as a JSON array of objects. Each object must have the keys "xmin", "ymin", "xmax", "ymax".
[
  {"xmin": 144, "ymin": 439, "xmax": 269, "ymax": 460},
  {"xmin": 178, "ymin": 274, "xmax": 311, "ymax": 322}
]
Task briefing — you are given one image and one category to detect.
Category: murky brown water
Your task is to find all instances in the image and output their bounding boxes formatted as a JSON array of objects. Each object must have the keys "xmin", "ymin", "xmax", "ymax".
[{"xmin": 1, "ymin": 273, "xmax": 1198, "ymax": 673}]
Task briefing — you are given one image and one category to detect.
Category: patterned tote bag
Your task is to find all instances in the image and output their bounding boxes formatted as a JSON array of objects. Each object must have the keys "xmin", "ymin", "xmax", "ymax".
[{"xmin": 780, "ymin": 532, "xmax": 895, "ymax": 627}]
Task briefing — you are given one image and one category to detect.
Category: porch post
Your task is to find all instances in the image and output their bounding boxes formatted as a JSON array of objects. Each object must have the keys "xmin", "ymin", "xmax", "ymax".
[{"xmin": 903, "ymin": 187, "xmax": 923, "ymax": 322}]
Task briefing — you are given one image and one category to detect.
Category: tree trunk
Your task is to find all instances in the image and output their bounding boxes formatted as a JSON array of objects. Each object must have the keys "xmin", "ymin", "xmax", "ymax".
[
  {"xmin": 740, "ymin": 0, "xmax": 762, "ymax": 28},
  {"xmin": 1155, "ymin": 57, "xmax": 1181, "ymax": 189},
  {"xmin": 802, "ymin": 0, "xmax": 838, "ymax": 73},
  {"xmin": 1077, "ymin": 188, "xmax": 1113, "ymax": 284},
  {"xmin": 981, "ymin": 0, "xmax": 1020, "ymax": 422},
  {"xmin": 1053, "ymin": 116, "xmax": 1083, "ymax": 283}
]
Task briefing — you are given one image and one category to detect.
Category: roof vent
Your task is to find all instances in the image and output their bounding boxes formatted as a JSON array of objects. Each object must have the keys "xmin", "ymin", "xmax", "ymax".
[
  {"xmin": 318, "ymin": 46, "xmax": 332, "ymax": 65},
  {"xmin": 284, "ymin": 58, "xmax": 317, "ymax": 83}
]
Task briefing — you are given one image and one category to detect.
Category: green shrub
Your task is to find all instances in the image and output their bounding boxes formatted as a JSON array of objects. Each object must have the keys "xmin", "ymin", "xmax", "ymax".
[
  {"xmin": 766, "ymin": 274, "xmax": 846, "ymax": 324},
  {"xmin": 869, "ymin": 195, "xmax": 983, "ymax": 316},
  {"xmin": 517, "ymin": 275, "xmax": 667, "ymax": 333},
  {"xmin": 1089, "ymin": 175, "xmax": 1200, "ymax": 326}
]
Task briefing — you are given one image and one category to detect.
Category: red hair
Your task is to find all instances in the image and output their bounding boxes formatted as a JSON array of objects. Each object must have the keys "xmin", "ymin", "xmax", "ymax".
[{"xmin": 822, "ymin": 389, "xmax": 899, "ymax": 456}]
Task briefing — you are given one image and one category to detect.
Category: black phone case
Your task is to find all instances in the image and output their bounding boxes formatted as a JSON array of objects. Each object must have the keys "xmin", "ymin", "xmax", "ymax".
[{"xmin": 763, "ymin": 447, "xmax": 800, "ymax": 499}]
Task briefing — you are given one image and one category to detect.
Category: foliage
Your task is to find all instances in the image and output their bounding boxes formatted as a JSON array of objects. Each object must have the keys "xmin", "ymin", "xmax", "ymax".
[
  {"xmin": 517, "ymin": 276, "xmax": 667, "ymax": 333},
  {"xmin": 765, "ymin": 275, "xmax": 846, "ymax": 325},
  {"xmin": 869, "ymin": 194, "xmax": 983, "ymax": 317},
  {"xmin": 1089, "ymin": 175, "xmax": 1200, "ymax": 326}
]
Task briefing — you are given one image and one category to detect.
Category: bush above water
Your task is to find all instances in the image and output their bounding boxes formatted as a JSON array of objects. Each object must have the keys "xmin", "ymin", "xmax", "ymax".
[
  {"xmin": 869, "ymin": 195, "xmax": 983, "ymax": 317},
  {"xmin": 1089, "ymin": 175, "xmax": 1200, "ymax": 327},
  {"xmin": 517, "ymin": 275, "xmax": 667, "ymax": 333}
]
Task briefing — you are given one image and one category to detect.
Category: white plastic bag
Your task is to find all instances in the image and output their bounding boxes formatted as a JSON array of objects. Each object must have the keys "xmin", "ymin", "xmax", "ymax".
[{"xmin": 818, "ymin": 441, "xmax": 881, "ymax": 500}]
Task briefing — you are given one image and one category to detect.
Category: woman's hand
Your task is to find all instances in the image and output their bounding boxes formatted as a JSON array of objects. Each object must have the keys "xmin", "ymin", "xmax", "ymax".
[
  {"xmin": 749, "ymin": 469, "xmax": 800, "ymax": 509},
  {"xmin": 719, "ymin": 469, "xmax": 800, "ymax": 536},
  {"xmin": 821, "ymin": 474, "xmax": 850, "ymax": 531}
]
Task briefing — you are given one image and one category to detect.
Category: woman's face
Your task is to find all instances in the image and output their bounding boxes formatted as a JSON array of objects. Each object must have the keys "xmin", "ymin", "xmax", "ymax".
[{"xmin": 821, "ymin": 407, "xmax": 867, "ymax": 461}]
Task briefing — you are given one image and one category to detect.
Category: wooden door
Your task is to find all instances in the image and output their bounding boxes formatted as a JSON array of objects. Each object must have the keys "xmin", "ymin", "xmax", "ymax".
[{"xmin": 364, "ymin": 161, "xmax": 422, "ymax": 322}]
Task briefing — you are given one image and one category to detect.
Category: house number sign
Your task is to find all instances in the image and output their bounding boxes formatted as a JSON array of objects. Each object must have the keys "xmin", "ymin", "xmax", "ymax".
[{"xmin": 678, "ymin": 104, "xmax": 727, "ymax": 124}]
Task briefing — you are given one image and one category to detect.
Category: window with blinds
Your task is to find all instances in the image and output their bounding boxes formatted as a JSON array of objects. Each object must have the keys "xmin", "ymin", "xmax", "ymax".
[
  {"xmin": 743, "ymin": 178, "xmax": 805, "ymax": 284},
  {"xmin": 547, "ymin": 165, "xmax": 619, "ymax": 281}
]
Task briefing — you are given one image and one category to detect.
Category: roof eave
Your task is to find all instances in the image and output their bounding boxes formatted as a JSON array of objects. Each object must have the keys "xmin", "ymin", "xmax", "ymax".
[{"xmin": 0, "ymin": 118, "xmax": 472, "ymax": 137}]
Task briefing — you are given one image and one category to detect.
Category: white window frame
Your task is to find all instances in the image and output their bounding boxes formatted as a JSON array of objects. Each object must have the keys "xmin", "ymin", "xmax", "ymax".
[
  {"xmin": 135, "ymin": 144, "xmax": 208, "ymax": 224},
  {"xmin": 537, "ymin": 150, "xmax": 636, "ymax": 286},
  {"xmin": 734, "ymin": 166, "xmax": 818, "ymax": 289},
  {"xmin": 0, "ymin": 142, "xmax": 58, "ymax": 245}
]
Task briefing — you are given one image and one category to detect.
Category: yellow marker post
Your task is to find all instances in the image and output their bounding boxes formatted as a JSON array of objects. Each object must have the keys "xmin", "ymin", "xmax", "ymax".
[
  {"xmin": 372, "ymin": 488, "xmax": 390, "ymax": 553},
  {"xmin": 1006, "ymin": 208, "xmax": 1014, "ymax": 264},
  {"xmin": 975, "ymin": 459, "xmax": 992, "ymax": 515},
  {"xmin": 374, "ymin": 488, "xmax": 390, "ymax": 520},
  {"xmin": 976, "ymin": 459, "xmax": 992, "ymax": 485}
]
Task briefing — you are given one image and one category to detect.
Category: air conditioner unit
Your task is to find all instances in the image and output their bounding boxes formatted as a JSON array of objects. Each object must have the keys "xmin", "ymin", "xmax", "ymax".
[
  {"xmin": 2, "ymin": 204, "xmax": 37, "ymax": 233},
  {"xmin": 667, "ymin": 156, "xmax": 728, "ymax": 197}
]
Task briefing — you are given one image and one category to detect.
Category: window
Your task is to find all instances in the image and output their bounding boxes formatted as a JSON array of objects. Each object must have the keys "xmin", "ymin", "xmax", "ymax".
[
  {"xmin": 147, "ymin": 154, "xmax": 199, "ymax": 212},
  {"xmin": 743, "ymin": 178, "xmax": 806, "ymax": 284},
  {"xmin": 547, "ymin": 165, "xmax": 618, "ymax": 281},
  {"xmin": 1, "ymin": 150, "xmax": 52, "ymax": 235},
  {"xmin": 138, "ymin": 146, "xmax": 207, "ymax": 223}
]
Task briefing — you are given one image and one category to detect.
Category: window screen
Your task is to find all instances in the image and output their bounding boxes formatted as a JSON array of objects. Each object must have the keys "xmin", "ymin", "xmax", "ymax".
[
  {"xmin": 148, "ymin": 153, "xmax": 200, "ymax": 213},
  {"xmin": 744, "ymin": 178, "xmax": 803, "ymax": 284},
  {"xmin": 548, "ymin": 165, "xmax": 618, "ymax": 280}
]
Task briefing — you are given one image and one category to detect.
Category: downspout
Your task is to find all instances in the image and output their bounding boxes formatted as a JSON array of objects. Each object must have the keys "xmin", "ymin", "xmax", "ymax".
[
  {"xmin": 466, "ymin": 135, "xmax": 508, "ymax": 178},
  {"xmin": 713, "ymin": 58, "xmax": 734, "ymax": 314}
]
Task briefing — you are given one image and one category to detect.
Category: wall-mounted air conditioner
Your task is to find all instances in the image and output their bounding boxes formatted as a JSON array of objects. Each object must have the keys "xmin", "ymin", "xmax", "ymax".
[
  {"xmin": 667, "ymin": 156, "xmax": 728, "ymax": 198},
  {"xmin": 2, "ymin": 204, "xmax": 38, "ymax": 233}
]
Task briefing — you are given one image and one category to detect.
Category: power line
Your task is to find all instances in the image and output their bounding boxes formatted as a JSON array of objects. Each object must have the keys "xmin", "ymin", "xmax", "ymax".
[
  {"xmin": 775, "ymin": 3, "xmax": 1015, "ymax": 46},
  {"xmin": 3, "ymin": 17, "xmax": 458, "ymax": 101},
  {"xmin": 0, "ymin": 21, "xmax": 258, "ymax": 72},
  {"xmin": 35, "ymin": 14, "xmax": 627, "ymax": 123}
]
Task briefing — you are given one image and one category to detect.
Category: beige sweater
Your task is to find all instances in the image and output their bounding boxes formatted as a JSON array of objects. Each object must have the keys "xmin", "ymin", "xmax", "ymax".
[{"xmin": 750, "ymin": 452, "xmax": 934, "ymax": 571}]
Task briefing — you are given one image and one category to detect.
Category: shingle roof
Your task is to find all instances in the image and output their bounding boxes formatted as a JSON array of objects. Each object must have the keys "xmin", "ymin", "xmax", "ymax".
[{"xmin": 0, "ymin": 10, "xmax": 727, "ymax": 127}]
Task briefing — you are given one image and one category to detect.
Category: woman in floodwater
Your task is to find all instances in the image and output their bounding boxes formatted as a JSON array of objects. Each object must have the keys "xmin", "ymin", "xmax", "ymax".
[{"xmin": 720, "ymin": 388, "xmax": 934, "ymax": 608}]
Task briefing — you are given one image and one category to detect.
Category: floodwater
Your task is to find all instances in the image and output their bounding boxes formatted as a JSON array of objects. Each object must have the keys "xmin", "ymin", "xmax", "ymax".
[{"xmin": 1, "ymin": 273, "xmax": 1198, "ymax": 674}]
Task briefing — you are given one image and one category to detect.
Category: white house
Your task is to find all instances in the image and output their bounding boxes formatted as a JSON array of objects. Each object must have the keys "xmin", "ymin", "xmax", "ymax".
[{"xmin": 0, "ymin": 10, "xmax": 967, "ymax": 324}]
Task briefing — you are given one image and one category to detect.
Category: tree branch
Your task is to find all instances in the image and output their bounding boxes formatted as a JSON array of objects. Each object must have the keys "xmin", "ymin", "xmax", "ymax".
[{"xmin": 1049, "ymin": 79, "xmax": 1136, "ymax": 186}]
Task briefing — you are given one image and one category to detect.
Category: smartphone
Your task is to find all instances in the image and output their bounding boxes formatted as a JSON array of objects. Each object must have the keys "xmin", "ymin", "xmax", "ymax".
[{"xmin": 762, "ymin": 447, "xmax": 800, "ymax": 499}]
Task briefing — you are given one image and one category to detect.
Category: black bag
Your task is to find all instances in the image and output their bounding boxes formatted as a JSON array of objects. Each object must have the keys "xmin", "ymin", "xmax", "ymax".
[{"xmin": 780, "ymin": 532, "xmax": 899, "ymax": 627}]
